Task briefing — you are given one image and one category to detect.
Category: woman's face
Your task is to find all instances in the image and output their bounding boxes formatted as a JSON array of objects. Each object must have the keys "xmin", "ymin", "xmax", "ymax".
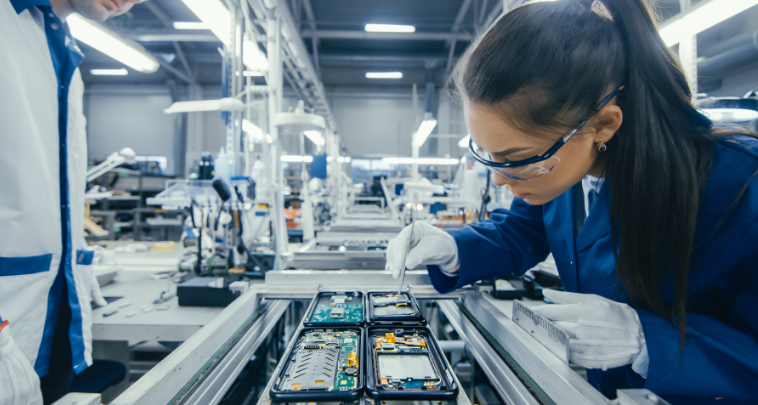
[{"xmin": 466, "ymin": 101, "xmax": 622, "ymax": 205}]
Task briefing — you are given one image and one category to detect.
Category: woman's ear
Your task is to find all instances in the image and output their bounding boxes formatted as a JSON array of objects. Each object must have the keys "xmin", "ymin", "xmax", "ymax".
[{"xmin": 592, "ymin": 104, "xmax": 623, "ymax": 143}]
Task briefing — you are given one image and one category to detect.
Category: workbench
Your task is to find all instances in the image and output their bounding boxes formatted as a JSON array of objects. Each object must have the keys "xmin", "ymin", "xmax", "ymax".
[{"xmin": 108, "ymin": 270, "xmax": 667, "ymax": 405}]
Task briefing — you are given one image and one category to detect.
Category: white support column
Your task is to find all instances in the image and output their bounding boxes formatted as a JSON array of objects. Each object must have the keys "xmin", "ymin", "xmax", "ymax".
[
  {"xmin": 678, "ymin": 0, "xmax": 698, "ymax": 99},
  {"xmin": 267, "ymin": 14, "xmax": 289, "ymax": 260},
  {"xmin": 185, "ymin": 84, "xmax": 205, "ymax": 178}
]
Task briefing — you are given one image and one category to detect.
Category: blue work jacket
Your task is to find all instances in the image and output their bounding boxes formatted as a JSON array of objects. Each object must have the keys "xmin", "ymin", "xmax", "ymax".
[{"xmin": 428, "ymin": 135, "xmax": 758, "ymax": 402}]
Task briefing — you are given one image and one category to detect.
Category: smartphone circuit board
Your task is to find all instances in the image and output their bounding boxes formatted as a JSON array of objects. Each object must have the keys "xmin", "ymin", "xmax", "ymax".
[
  {"xmin": 275, "ymin": 330, "xmax": 360, "ymax": 393},
  {"xmin": 370, "ymin": 293, "xmax": 417, "ymax": 317},
  {"xmin": 309, "ymin": 293, "xmax": 363, "ymax": 325},
  {"xmin": 371, "ymin": 331, "xmax": 444, "ymax": 392}
]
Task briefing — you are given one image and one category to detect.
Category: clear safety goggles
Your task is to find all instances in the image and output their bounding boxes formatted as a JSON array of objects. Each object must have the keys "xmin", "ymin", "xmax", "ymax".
[{"xmin": 469, "ymin": 85, "xmax": 624, "ymax": 182}]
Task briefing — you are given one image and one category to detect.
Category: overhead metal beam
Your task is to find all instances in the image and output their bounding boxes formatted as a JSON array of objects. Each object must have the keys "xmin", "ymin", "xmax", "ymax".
[
  {"xmin": 446, "ymin": 0, "xmax": 474, "ymax": 72},
  {"xmin": 142, "ymin": 2, "xmax": 196, "ymax": 81},
  {"xmin": 157, "ymin": 59, "xmax": 195, "ymax": 84},
  {"xmin": 302, "ymin": 0, "xmax": 320, "ymax": 74},
  {"xmin": 301, "ymin": 29, "xmax": 473, "ymax": 41},
  {"xmin": 483, "ymin": 0, "xmax": 506, "ymax": 28}
]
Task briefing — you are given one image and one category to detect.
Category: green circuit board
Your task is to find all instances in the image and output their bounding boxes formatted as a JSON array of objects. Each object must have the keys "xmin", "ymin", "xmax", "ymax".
[
  {"xmin": 309, "ymin": 294, "xmax": 363, "ymax": 324},
  {"xmin": 276, "ymin": 330, "xmax": 360, "ymax": 392}
]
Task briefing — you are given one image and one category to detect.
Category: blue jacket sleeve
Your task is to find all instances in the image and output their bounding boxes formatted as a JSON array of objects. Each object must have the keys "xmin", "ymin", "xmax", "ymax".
[
  {"xmin": 428, "ymin": 198, "xmax": 551, "ymax": 293},
  {"xmin": 639, "ymin": 216, "xmax": 758, "ymax": 400}
]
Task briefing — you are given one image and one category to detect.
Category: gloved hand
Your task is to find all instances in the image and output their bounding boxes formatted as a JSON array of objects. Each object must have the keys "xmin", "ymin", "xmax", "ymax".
[
  {"xmin": 90, "ymin": 271, "xmax": 107, "ymax": 308},
  {"xmin": 531, "ymin": 289, "xmax": 646, "ymax": 371},
  {"xmin": 385, "ymin": 221, "xmax": 459, "ymax": 278},
  {"xmin": 0, "ymin": 321, "xmax": 43, "ymax": 405}
]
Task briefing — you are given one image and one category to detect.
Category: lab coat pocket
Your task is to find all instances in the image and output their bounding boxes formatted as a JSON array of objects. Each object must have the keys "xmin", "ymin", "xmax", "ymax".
[{"xmin": 0, "ymin": 254, "xmax": 53, "ymax": 277}]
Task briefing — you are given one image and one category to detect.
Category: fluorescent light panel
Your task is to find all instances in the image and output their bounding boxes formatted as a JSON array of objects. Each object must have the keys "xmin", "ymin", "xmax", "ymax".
[
  {"xmin": 412, "ymin": 118, "xmax": 438, "ymax": 147},
  {"xmin": 90, "ymin": 68, "xmax": 128, "ymax": 76},
  {"xmin": 381, "ymin": 157, "xmax": 460, "ymax": 165},
  {"xmin": 365, "ymin": 24, "xmax": 416, "ymax": 33},
  {"xmin": 366, "ymin": 72, "xmax": 403, "ymax": 79},
  {"xmin": 68, "ymin": 15, "xmax": 159, "ymax": 73},
  {"xmin": 243, "ymin": 37, "xmax": 269, "ymax": 72},
  {"xmin": 180, "ymin": 0, "xmax": 231, "ymax": 46},
  {"xmin": 173, "ymin": 22, "xmax": 209, "ymax": 30},
  {"xmin": 458, "ymin": 134, "xmax": 470, "ymax": 148},
  {"xmin": 658, "ymin": 0, "xmax": 758, "ymax": 46},
  {"xmin": 701, "ymin": 108, "xmax": 758, "ymax": 122}
]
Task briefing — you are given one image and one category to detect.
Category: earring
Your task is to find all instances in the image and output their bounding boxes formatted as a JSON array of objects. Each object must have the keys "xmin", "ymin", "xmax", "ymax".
[{"xmin": 597, "ymin": 141, "xmax": 607, "ymax": 152}]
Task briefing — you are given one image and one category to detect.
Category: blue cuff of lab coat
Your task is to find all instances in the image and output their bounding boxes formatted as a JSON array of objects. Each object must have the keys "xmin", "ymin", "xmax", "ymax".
[{"xmin": 427, "ymin": 265, "xmax": 460, "ymax": 294}]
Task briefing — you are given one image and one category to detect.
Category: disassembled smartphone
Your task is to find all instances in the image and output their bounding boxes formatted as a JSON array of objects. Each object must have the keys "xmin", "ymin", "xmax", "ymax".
[
  {"xmin": 366, "ymin": 327, "xmax": 458, "ymax": 400},
  {"xmin": 367, "ymin": 291, "xmax": 425, "ymax": 325},
  {"xmin": 304, "ymin": 292, "xmax": 364, "ymax": 327},
  {"xmin": 270, "ymin": 328, "xmax": 364, "ymax": 402}
]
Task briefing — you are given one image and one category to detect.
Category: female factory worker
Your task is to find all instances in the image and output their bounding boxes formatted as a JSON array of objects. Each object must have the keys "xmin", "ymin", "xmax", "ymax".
[{"xmin": 386, "ymin": 0, "xmax": 758, "ymax": 401}]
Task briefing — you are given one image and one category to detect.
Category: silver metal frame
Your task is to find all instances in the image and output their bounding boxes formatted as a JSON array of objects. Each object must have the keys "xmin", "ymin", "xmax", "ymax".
[{"xmin": 110, "ymin": 293, "xmax": 288, "ymax": 405}]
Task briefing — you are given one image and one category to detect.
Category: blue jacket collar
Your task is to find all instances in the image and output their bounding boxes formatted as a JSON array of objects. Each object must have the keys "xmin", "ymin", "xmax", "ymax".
[{"xmin": 10, "ymin": 0, "xmax": 53, "ymax": 14}]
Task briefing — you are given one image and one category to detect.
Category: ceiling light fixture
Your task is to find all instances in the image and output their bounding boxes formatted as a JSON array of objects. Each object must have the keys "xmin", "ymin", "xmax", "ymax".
[
  {"xmin": 304, "ymin": 130, "xmax": 325, "ymax": 146},
  {"xmin": 658, "ymin": 0, "xmax": 758, "ymax": 46},
  {"xmin": 458, "ymin": 134, "xmax": 470, "ymax": 148},
  {"xmin": 173, "ymin": 22, "xmax": 209, "ymax": 30},
  {"xmin": 381, "ymin": 157, "xmax": 460, "ymax": 165},
  {"xmin": 180, "ymin": 0, "xmax": 231, "ymax": 46},
  {"xmin": 90, "ymin": 68, "xmax": 128, "ymax": 76},
  {"xmin": 412, "ymin": 113, "xmax": 438, "ymax": 147},
  {"xmin": 243, "ymin": 37, "xmax": 269, "ymax": 72},
  {"xmin": 68, "ymin": 15, "xmax": 159, "ymax": 73},
  {"xmin": 366, "ymin": 72, "xmax": 403, "ymax": 79},
  {"xmin": 365, "ymin": 24, "xmax": 416, "ymax": 33}
]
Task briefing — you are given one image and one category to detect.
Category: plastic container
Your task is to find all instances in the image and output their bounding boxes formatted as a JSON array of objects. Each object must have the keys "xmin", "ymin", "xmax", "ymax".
[{"xmin": 214, "ymin": 147, "xmax": 233, "ymax": 184}]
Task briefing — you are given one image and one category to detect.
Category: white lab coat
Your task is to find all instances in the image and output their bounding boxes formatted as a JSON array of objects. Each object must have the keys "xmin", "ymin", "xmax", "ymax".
[{"xmin": 0, "ymin": 0, "xmax": 94, "ymax": 392}]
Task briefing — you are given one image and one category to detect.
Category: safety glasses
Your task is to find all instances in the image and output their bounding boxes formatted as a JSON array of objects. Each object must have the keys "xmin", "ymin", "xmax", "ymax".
[{"xmin": 469, "ymin": 85, "xmax": 624, "ymax": 181}]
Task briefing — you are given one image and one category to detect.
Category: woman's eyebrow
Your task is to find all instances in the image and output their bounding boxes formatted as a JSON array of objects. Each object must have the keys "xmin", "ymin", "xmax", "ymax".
[{"xmin": 491, "ymin": 146, "xmax": 530, "ymax": 157}]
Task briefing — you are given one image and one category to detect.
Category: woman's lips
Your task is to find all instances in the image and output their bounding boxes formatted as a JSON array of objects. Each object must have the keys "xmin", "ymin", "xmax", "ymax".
[{"xmin": 513, "ymin": 192, "xmax": 531, "ymax": 199}]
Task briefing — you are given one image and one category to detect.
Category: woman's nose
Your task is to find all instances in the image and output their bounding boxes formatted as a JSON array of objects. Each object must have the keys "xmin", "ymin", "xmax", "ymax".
[{"xmin": 492, "ymin": 172, "xmax": 514, "ymax": 187}]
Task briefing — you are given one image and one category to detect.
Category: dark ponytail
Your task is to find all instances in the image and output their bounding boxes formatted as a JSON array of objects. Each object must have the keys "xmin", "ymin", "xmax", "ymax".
[{"xmin": 454, "ymin": 0, "xmax": 730, "ymax": 350}]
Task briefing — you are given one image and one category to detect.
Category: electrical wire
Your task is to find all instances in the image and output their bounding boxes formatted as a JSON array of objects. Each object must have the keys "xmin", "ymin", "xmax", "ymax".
[{"xmin": 479, "ymin": 171, "xmax": 492, "ymax": 221}]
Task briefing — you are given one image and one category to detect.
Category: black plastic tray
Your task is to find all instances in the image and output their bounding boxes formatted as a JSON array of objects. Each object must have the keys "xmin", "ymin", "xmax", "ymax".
[
  {"xmin": 489, "ymin": 275, "xmax": 527, "ymax": 300},
  {"xmin": 303, "ymin": 291, "xmax": 365, "ymax": 327},
  {"xmin": 365, "ymin": 326, "xmax": 458, "ymax": 400},
  {"xmin": 367, "ymin": 291, "xmax": 426, "ymax": 326},
  {"xmin": 270, "ymin": 327, "xmax": 365, "ymax": 402}
]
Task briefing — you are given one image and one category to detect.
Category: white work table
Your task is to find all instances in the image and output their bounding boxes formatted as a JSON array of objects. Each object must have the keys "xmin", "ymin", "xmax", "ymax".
[
  {"xmin": 92, "ymin": 270, "xmax": 225, "ymax": 342},
  {"xmin": 90, "ymin": 243, "xmax": 230, "ymax": 402}
]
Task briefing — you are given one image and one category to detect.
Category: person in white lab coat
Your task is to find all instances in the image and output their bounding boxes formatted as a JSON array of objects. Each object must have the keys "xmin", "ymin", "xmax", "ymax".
[{"xmin": 0, "ymin": 0, "xmax": 144, "ymax": 403}]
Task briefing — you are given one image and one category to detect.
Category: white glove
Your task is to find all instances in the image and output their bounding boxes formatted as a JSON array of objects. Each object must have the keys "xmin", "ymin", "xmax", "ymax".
[
  {"xmin": 531, "ymin": 289, "xmax": 646, "ymax": 371},
  {"xmin": 385, "ymin": 221, "xmax": 459, "ymax": 278},
  {"xmin": 90, "ymin": 271, "xmax": 107, "ymax": 307},
  {"xmin": 0, "ymin": 323, "xmax": 43, "ymax": 405}
]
